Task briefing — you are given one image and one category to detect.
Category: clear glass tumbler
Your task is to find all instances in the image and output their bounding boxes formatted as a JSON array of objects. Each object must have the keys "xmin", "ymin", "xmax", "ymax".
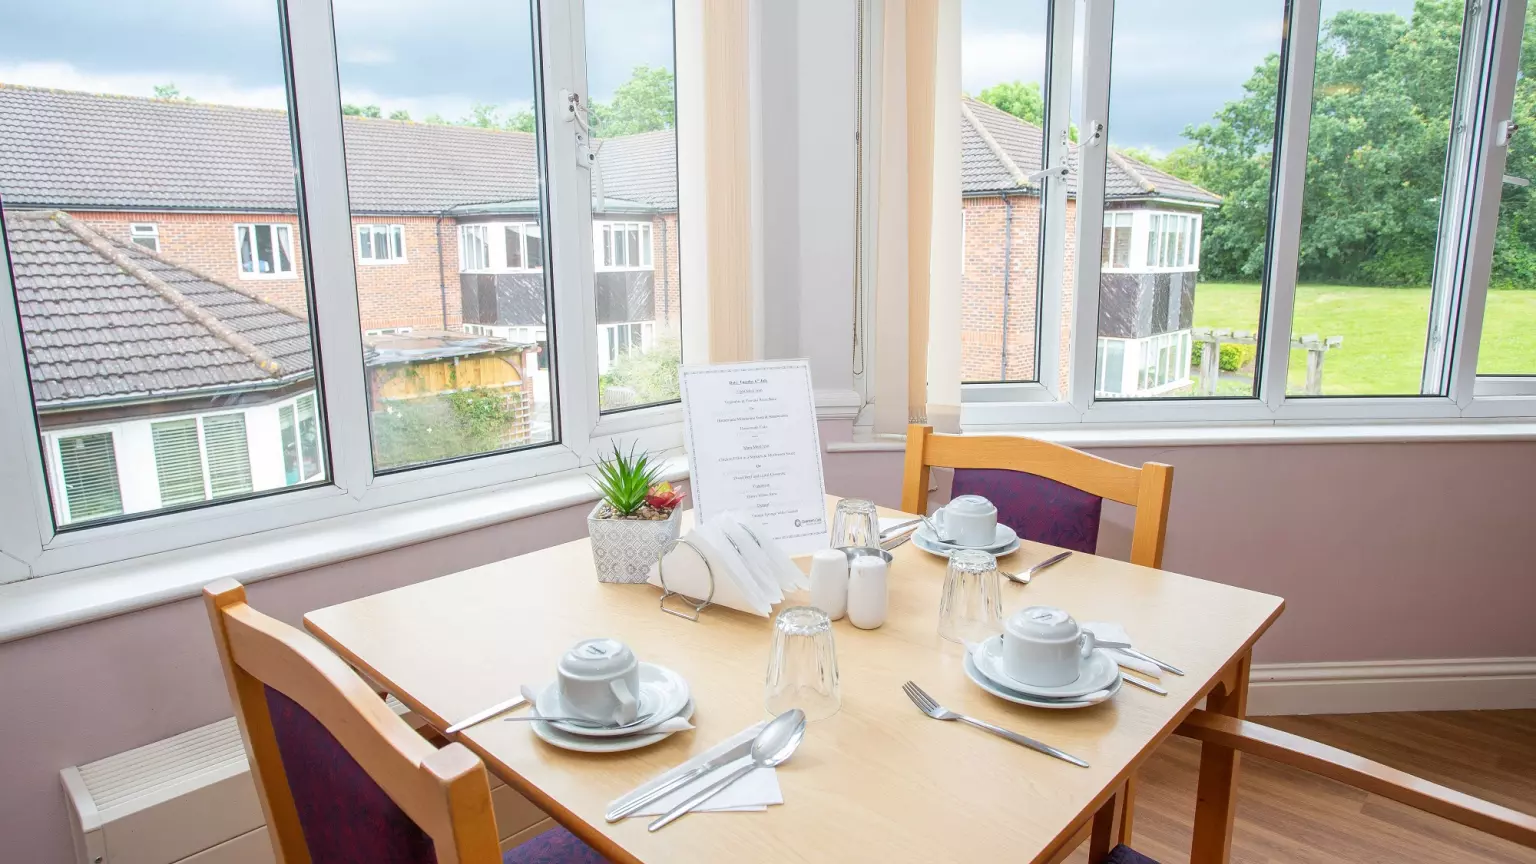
[
  {"xmin": 830, "ymin": 498, "xmax": 879, "ymax": 549},
  {"xmin": 765, "ymin": 606, "xmax": 841, "ymax": 721},
  {"xmin": 938, "ymin": 549, "xmax": 1004, "ymax": 644}
]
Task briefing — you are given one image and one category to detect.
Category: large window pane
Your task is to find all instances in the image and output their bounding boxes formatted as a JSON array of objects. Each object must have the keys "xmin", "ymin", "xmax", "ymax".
[
  {"xmin": 1479, "ymin": 12, "xmax": 1536, "ymax": 376},
  {"xmin": 0, "ymin": 1, "xmax": 326, "ymax": 529},
  {"xmin": 1096, "ymin": 1, "xmax": 1283, "ymax": 399},
  {"xmin": 1289, "ymin": 1, "xmax": 1466, "ymax": 395},
  {"xmin": 959, "ymin": 0, "xmax": 1052, "ymax": 383},
  {"xmin": 586, "ymin": 0, "xmax": 684, "ymax": 411},
  {"xmin": 331, "ymin": 0, "xmax": 557, "ymax": 469}
]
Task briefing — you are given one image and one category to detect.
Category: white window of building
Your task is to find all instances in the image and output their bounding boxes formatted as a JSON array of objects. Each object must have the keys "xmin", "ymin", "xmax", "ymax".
[
  {"xmin": 459, "ymin": 224, "xmax": 491, "ymax": 272},
  {"xmin": 595, "ymin": 221, "xmax": 653, "ymax": 271},
  {"xmin": 596, "ymin": 320, "xmax": 656, "ymax": 375},
  {"xmin": 129, "ymin": 223, "xmax": 159, "ymax": 252},
  {"xmin": 235, "ymin": 223, "xmax": 296, "ymax": 277},
  {"xmin": 357, "ymin": 224, "xmax": 406, "ymax": 263},
  {"xmin": 149, "ymin": 413, "xmax": 255, "ymax": 508},
  {"xmin": 277, "ymin": 394, "xmax": 324, "ymax": 487},
  {"xmin": 1101, "ymin": 212, "xmax": 1134, "ymax": 270},
  {"xmin": 1144, "ymin": 213, "xmax": 1200, "ymax": 270},
  {"xmin": 53, "ymin": 432, "xmax": 123, "ymax": 525},
  {"xmin": 504, "ymin": 222, "xmax": 545, "ymax": 271}
]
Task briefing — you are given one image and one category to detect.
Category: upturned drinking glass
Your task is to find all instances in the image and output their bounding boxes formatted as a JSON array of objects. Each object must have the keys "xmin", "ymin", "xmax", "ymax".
[
  {"xmin": 938, "ymin": 549, "xmax": 1005, "ymax": 644},
  {"xmin": 765, "ymin": 606, "xmax": 841, "ymax": 721},
  {"xmin": 830, "ymin": 498, "xmax": 879, "ymax": 549}
]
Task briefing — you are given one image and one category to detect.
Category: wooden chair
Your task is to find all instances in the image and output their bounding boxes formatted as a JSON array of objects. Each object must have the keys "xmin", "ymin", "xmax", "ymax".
[
  {"xmin": 204, "ymin": 578, "xmax": 608, "ymax": 864},
  {"xmin": 900, "ymin": 423, "xmax": 1174, "ymax": 567}
]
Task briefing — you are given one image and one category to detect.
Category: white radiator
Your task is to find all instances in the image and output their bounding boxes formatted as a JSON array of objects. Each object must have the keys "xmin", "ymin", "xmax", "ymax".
[{"xmin": 61, "ymin": 698, "xmax": 548, "ymax": 864}]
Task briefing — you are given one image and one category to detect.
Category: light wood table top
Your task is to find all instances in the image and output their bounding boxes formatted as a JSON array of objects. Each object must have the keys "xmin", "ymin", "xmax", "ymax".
[{"xmin": 305, "ymin": 500, "xmax": 1283, "ymax": 864}]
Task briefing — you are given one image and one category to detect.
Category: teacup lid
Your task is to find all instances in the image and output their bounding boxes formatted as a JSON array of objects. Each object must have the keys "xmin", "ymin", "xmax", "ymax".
[
  {"xmin": 559, "ymin": 638, "xmax": 635, "ymax": 678},
  {"xmin": 1006, "ymin": 606, "xmax": 1079, "ymax": 641},
  {"xmin": 947, "ymin": 494, "xmax": 996, "ymax": 515}
]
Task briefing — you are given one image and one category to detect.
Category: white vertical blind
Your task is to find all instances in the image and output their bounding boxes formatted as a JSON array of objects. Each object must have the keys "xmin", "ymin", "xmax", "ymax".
[
  {"xmin": 57, "ymin": 433, "xmax": 122, "ymax": 523},
  {"xmin": 151, "ymin": 419, "xmax": 207, "ymax": 506},
  {"xmin": 201, "ymin": 413, "xmax": 253, "ymax": 499}
]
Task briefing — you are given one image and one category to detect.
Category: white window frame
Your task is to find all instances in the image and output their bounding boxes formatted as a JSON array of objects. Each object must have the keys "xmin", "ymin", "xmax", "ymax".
[
  {"xmin": 949, "ymin": 0, "xmax": 1536, "ymax": 430},
  {"xmin": 458, "ymin": 224, "xmax": 492, "ymax": 272},
  {"xmin": 1100, "ymin": 211, "xmax": 1134, "ymax": 272},
  {"xmin": 356, "ymin": 223, "xmax": 406, "ymax": 264},
  {"xmin": 594, "ymin": 220, "xmax": 654, "ymax": 271},
  {"xmin": 129, "ymin": 223, "xmax": 159, "ymax": 252},
  {"xmin": 0, "ymin": 0, "xmax": 689, "ymax": 585},
  {"xmin": 501, "ymin": 221, "xmax": 546, "ymax": 272},
  {"xmin": 234, "ymin": 223, "xmax": 297, "ymax": 279}
]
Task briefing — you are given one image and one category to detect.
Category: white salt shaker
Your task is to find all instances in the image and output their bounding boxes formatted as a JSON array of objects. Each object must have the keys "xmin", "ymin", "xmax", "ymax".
[
  {"xmin": 847, "ymin": 554, "xmax": 888, "ymax": 630},
  {"xmin": 809, "ymin": 549, "xmax": 850, "ymax": 620}
]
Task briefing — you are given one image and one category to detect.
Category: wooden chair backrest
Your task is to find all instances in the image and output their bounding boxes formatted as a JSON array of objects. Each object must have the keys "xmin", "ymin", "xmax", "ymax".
[
  {"xmin": 900, "ymin": 424, "xmax": 1175, "ymax": 568},
  {"xmin": 203, "ymin": 579, "xmax": 501, "ymax": 864}
]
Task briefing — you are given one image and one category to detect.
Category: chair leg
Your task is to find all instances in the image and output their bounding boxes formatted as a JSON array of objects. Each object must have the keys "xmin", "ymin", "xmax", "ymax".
[
  {"xmin": 1088, "ymin": 782, "xmax": 1127, "ymax": 863},
  {"xmin": 1189, "ymin": 650, "xmax": 1251, "ymax": 864}
]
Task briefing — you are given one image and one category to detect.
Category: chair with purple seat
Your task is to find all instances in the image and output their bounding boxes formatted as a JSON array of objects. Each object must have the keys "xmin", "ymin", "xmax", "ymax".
[{"xmin": 204, "ymin": 578, "xmax": 611, "ymax": 864}]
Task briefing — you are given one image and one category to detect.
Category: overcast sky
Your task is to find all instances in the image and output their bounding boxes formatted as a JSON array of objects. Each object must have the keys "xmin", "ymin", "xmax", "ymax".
[
  {"xmin": 964, "ymin": 0, "xmax": 1423, "ymax": 154},
  {"xmin": 0, "ymin": 0, "xmax": 1427, "ymax": 153}
]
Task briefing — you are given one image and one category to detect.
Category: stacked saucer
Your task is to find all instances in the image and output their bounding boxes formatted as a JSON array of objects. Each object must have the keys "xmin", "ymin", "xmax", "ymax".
[
  {"xmin": 964, "ymin": 635, "xmax": 1122, "ymax": 710},
  {"xmin": 531, "ymin": 662, "xmax": 693, "ymax": 752}
]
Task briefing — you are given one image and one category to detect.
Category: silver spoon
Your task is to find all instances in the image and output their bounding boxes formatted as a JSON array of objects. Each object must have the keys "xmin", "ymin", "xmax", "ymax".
[
  {"xmin": 1001, "ymin": 550, "xmax": 1072, "ymax": 585},
  {"xmin": 647, "ymin": 708, "xmax": 807, "ymax": 831}
]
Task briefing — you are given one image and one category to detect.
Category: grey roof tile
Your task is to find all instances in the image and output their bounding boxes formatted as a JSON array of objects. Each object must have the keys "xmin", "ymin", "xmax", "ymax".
[{"xmin": 4, "ymin": 211, "xmax": 313, "ymax": 408}]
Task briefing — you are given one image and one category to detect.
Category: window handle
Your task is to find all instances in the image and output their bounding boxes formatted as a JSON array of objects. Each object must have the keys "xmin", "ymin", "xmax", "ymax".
[
  {"xmin": 1027, "ymin": 165, "xmax": 1069, "ymax": 183},
  {"xmin": 1505, "ymin": 175, "xmax": 1531, "ymax": 188}
]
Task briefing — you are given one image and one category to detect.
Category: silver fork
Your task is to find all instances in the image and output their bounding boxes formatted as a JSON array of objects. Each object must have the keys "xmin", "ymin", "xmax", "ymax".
[{"xmin": 901, "ymin": 681, "xmax": 1088, "ymax": 768}]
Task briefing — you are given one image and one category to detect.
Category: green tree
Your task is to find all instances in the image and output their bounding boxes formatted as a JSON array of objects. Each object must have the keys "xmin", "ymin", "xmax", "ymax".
[
  {"xmin": 506, "ymin": 108, "xmax": 536, "ymax": 133},
  {"xmin": 977, "ymin": 80, "xmax": 1044, "ymax": 126},
  {"xmin": 589, "ymin": 66, "xmax": 675, "ymax": 135},
  {"xmin": 388, "ymin": 108, "xmax": 412, "ymax": 121},
  {"xmin": 1165, "ymin": 0, "xmax": 1503, "ymax": 286},
  {"xmin": 342, "ymin": 103, "xmax": 383, "ymax": 118},
  {"xmin": 153, "ymin": 83, "xmax": 193, "ymax": 102}
]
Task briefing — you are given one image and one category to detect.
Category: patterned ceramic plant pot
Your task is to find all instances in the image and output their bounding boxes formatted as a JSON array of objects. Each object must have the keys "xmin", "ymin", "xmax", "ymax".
[{"xmin": 588, "ymin": 503, "xmax": 683, "ymax": 584}]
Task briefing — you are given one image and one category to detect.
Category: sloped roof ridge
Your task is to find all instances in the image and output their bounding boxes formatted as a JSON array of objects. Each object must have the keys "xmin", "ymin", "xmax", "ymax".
[
  {"xmin": 1105, "ymin": 148, "xmax": 1156, "ymax": 194},
  {"xmin": 51, "ymin": 212, "xmax": 285, "ymax": 377},
  {"xmin": 960, "ymin": 98, "xmax": 1030, "ymax": 189}
]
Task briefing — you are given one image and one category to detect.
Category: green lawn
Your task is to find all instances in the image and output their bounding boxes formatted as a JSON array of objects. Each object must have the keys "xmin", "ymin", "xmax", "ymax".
[{"xmin": 1191, "ymin": 283, "xmax": 1536, "ymax": 395}]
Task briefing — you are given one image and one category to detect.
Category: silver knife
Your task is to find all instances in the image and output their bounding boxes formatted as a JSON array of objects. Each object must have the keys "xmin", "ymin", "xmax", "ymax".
[
  {"xmin": 1118, "ymin": 646, "xmax": 1185, "ymax": 676},
  {"xmin": 443, "ymin": 695, "xmax": 528, "ymax": 735},
  {"xmin": 604, "ymin": 740, "xmax": 754, "ymax": 822},
  {"xmin": 1119, "ymin": 673, "xmax": 1168, "ymax": 695}
]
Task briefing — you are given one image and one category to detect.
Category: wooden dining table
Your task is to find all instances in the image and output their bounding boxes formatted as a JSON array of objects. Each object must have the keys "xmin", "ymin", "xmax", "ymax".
[{"xmin": 304, "ymin": 498, "xmax": 1283, "ymax": 864}]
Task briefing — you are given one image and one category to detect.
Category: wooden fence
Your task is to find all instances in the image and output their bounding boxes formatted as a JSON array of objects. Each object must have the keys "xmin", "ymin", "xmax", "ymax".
[{"xmin": 1193, "ymin": 328, "xmax": 1344, "ymax": 396}]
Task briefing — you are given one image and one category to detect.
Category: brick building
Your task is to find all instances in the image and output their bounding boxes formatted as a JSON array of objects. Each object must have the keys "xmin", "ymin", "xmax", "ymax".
[{"xmin": 959, "ymin": 98, "xmax": 1219, "ymax": 395}]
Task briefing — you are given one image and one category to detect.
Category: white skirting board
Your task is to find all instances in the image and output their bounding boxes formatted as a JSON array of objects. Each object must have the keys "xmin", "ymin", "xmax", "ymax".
[{"xmin": 1247, "ymin": 657, "xmax": 1536, "ymax": 716}]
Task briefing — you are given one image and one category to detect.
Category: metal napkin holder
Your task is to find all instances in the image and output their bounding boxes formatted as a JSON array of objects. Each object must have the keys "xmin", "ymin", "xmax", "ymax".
[{"xmin": 655, "ymin": 537, "xmax": 717, "ymax": 621}]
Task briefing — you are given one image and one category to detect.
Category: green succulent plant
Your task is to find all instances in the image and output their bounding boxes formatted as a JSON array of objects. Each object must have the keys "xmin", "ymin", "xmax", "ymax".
[{"xmin": 592, "ymin": 443, "xmax": 665, "ymax": 516}]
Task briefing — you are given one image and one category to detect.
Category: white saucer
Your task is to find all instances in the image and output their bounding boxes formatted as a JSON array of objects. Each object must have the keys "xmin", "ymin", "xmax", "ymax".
[
  {"xmin": 913, "ymin": 529, "xmax": 1020, "ymax": 559},
  {"xmin": 969, "ymin": 637, "xmax": 1121, "ymax": 699},
  {"xmin": 920, "ymin": 520, "xmax": 1019, "ymax": 552},
  {"xmin": 531, "ymin": 698, "xmax": 696, "ymax": 752},
  {"xmin": 963, "ymin": 651, "xmax": 1121, "ymax": 710},
  {"xmin": 536, "ymin": 662, "xmax": 690, "ymax": 738}
]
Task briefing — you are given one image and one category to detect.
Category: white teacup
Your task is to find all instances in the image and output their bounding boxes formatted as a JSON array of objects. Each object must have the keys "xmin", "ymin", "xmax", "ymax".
[
  {"xmin": 936, "ymin": 495, "xmax": 999, "ymax": 547},
  {"xmin": 556, "ymin": 638, "xmax": 640, "ymax": 724},
  {"xmin": 1002, "ymin": 606, "xmax": 1097, "ymax": 688}
]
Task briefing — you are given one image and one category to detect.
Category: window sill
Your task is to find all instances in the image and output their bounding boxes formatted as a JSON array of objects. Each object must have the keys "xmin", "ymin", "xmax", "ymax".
[
  {"xmin": 0, "ymin": 456, "xmax": 687, "ymax": 645},
  {"xmin": 826, "ymin": 420, "xmax": 1536, "ymax": 452}
]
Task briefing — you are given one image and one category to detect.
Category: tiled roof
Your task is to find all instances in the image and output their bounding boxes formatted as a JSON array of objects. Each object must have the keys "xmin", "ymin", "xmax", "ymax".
[
  {"xmin": 0, "ymin": 86, "xmax": 1216, "ymax": 216},
  {"xmin": 5, "ymin": 210, "xmax": 313, "ymax": 408},
  {"xmin": 959, "ymin": 97, "xmax": 1220, "ymax": 205}
]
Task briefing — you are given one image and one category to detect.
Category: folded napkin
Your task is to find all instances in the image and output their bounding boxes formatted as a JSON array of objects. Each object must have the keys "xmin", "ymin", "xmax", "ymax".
[
  {"xmin": 647, "ymin": 513, "xmax": 803, "ymax": 616},
  {"xmin": 1083, "ymin": 622, "xmax": 1161, "ymax": 679},
  {"xmin": 608, "ymin": 722, "xmax": 783, "ymax": 817}
]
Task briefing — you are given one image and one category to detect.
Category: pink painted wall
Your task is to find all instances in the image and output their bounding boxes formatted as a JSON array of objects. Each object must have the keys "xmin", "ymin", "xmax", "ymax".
[{"xmin": 2, "ymin": 436, "xmax": 1533, "ymax": 860}]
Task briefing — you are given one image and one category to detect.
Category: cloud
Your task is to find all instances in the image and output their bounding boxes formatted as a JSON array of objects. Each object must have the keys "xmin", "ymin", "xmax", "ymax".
[
  {"xmin": 961, "ymin": 30, "xmax": 1050, "ymax": 94},
  {"xmin": 343, "ymin": 47, "xmax": 396, "ymax": 66},
  {"xmin": 0, "ymin": 61, "xmax": 288, "ymax": 109}
]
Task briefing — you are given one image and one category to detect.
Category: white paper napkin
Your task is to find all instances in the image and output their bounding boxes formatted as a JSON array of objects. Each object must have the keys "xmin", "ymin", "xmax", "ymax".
[
  {"xmin": 608, "ymin": 722, "xmax": 784, "ymax": 817},
  {"xmin": 647, "ymin": 514, "xmax": 802, "ymax": 617},
  {"xmin": 1083, "ymin": 622, "xmax": 1161, "ymax": 679}
]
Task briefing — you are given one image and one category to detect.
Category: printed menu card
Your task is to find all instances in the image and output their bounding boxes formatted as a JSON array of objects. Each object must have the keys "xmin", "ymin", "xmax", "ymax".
[{"xmin": 679, "ymin": 360, "xmax": 828, "ymax": 556}]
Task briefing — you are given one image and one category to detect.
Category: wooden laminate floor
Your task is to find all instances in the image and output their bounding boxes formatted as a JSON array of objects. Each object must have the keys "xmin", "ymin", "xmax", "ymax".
[{"xmin": 1066, "ymin": 710, "xmax": 1536, "ymax": 863}]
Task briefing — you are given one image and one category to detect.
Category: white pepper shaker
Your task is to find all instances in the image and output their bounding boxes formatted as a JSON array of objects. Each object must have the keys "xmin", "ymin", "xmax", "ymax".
[
  {"xmin": 847, "ymin": 554, "xmax": 888, "ymax": 630},
  {"xmin": 809, "ymin": 549, "xmax": 850, "ymax": 620}
]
